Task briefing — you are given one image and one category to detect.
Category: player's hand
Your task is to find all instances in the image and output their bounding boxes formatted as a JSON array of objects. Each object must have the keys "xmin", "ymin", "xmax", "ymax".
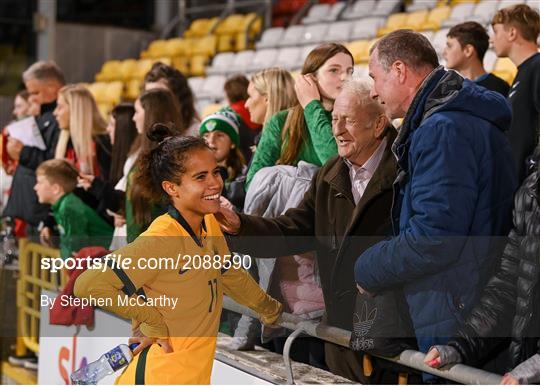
[
  {"xmin": 215, "ymin": 196, "xmax": 241, "ymax": 234},
  {"xmin": 77, "ymin": 173, "xmax": 95, "ymax": 190},
  {"xmin": 501, "ymin": 373, "xmax": 519, "ymax": 385},
  {"xmin": 424, "ymin": 347, "xmax": 442, "ymax": 368},
  {"xmin": 295, "ymin": 73, "xmax": 320, "ymax": 109},
  {"xmin": 6, "ymin": 138, "xmax": 24, "ymax": 161},
  {"xmin": 40, "ymin": 227, "xmax": 53, "ymax": 247},
  {"xmin": 129, "ymin": 329, "xmax": 172, "ymax": 355}
]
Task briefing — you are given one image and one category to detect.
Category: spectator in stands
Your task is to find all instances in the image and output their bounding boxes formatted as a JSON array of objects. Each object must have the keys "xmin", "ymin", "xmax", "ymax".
[
  {"xmin": 224, "ymin": 75, "xmax": 261, "ymax": 163},
  {"xmin": 126, "ymin": 89, "xmax": 184, "ymax": 242},
  {"xmin": 53, "ymin": 84, "xmax": 111, "ymax": 179},
  {"xmin": 490, "ymin": 4, "xmax": 540, "ymax": 182},
  {"xmin": 3, "ymin": 61, "xmax": 65, "ymax": 233},
  {"xmin": 199, "ymin": 108, "xmax": 246, "ymax": 184},
  {"xmin": 34, "ymin": 159, "xmax": 112, "ymax": 259},
  {"xmin": 245, "ymin": 43, "xmax": 353, "ymax": 188},
  {"xmin": 444, "ymin": 21, "xmax": 509, "ymax": 96},
  {"xmin": 77, "ymin": 103, "xmax": 139, "ymax": 249},
  {"xmin": 217, "ymin": 77, "xmax": 409, "ymax": 383},
  {"xmin": 424, "ymin": 146, "xmax": 540, "ymax": 384},
  {"xmin": 353, "ymin": 29, "xmax": 517, "ymax": 381},
  {"xmin": 244, "ymin": 67, "xmax": 297, "ymax": 154},
  {"xmin": 143, "ymin": 62, "xmax": 200, "ymax": 136}
]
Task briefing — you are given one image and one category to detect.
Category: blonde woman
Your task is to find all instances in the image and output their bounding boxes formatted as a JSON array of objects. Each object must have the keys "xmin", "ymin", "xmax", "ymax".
[{"xmin": 53, "ymin": 84, "xmax": 111, "ymax": 178}]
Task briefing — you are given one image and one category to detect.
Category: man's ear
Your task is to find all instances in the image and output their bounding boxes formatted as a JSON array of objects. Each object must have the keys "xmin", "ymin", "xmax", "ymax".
[
  {"xmin": 507, "ymin": 26, "xmax": 518, "ymax": 42},
  {"xmin": 162, "ymin": 180, "xmax": 178, "ymax": 197},
  {"xmin": 374, "ymin": 114, "xmax": 389, "ymax": 139},
  {"xmin": 393, "ymin": 61, "xmax": 406, "ymax": 83},
  {"xmin": 463, "ymin": 44, "xmax": 475, "ymax": 59}
]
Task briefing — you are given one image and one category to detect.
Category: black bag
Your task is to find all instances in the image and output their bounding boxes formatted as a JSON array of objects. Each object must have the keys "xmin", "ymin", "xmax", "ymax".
[{"xmin": 349, "ymin": 289, "xmax": 417, "ymax": 357}]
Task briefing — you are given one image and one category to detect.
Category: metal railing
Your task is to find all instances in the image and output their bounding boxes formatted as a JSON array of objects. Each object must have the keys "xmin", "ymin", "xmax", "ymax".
[{"xmin": 222, "ymin": 297, "xmax": 503, "ymax": 385}]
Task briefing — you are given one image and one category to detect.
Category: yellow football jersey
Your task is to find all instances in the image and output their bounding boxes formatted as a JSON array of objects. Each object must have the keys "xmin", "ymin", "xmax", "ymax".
[{"xmin": 74, "ymin": 206, "xmax": 282, "ymax": 384}]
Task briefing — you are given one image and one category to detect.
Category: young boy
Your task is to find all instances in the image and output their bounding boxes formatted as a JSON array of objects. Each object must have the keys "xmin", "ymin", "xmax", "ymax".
[
  {"xmin": 34, "ymin": 159, "xmax": 113, "ymax": 259},
  {"xmin": 491, "ymin": 4, "xmax": 540, "ymax": 182},
  {"xmin": 444, "ymin": 21, "xmax": 510, "ymax": 96}
]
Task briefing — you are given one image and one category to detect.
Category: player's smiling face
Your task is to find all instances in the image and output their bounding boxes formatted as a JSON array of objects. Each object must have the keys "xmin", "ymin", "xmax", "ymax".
[{"xmin": 168, "ymin": 148, "xmax": 224, "ymax": 217}]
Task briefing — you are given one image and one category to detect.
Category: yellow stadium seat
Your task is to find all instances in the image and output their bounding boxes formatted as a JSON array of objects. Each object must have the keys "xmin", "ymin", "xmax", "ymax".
[
  {"xmin": 346, "ymin": 40, "xmax": 370, "ymax": 63},
  {"xmin": 105, "ymin": 81, "xmax": 124, "ymax": 105},
  {"xmin": 85, "ymin": 82, "xmax": 107, "ymax": 102},
  {"xmin": 215, "ymin": 14, "xmax": 245, "ymax": 35},
  {"xmin": 450, "ymin": 0, "xmax": 477, "ymax": 4},
  {"xmin": 118, "ymin": 59, "xmax": 138, "ymax": 81},
  {"xmin": 133, "ymin": 59, "xmax": 154, "ymax": 80},
  {"xmin": 378, "ymin": 13, "xmax": 408, "ymax": 36},
  {"xmin": 190, "ymin": 35, "xmax": 217, "ymax": 57},
  {"xmin": 172, "ymin": 57, "xmax": 190, "ymax": 75},
  {"xmin": 97, "ymin": 102, "xmax": 113, "ymax": 120},
  {"xmin": 217, "ymin": 34, "xmax": 236, "ymax": 52},
  {"xmin": 95, "ymin": 60, "xmax": 121, "ymax": 82},
  {"xmin": 405, "ymin": 10, "xmax": 429, "ymax": 31},
  {"xmin": 165, "ymin": 38, "xmax": 186, "ymax": 57},
  {"xmin": 190, "ymin": 55, "xmax": 209, "ymax": 77},
  {"xmin": 493, "ymin": 58, "xmax": 517, "ymax": 84},
  {"xmin": 359, "ymin": 38, "xmax": 379, "ymax": 63},
  {"xmin": 184, "ymin": 18, "xmax": 219, "ymax": 38},
  {"xmin": 124, "ymin": 79, "xmax": 143, "ymax": 100},
  {"xmin": 421, "ymin": 6, "xmax": 451, "ymax": 30},
  {"xmin": 141, "ymin": 39, "xmax": 168, "ymax": 59}
]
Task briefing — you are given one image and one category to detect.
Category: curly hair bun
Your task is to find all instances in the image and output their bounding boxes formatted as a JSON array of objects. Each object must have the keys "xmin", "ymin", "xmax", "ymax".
[{"xmin": 147, "ymin": 122, "xmax": 175, "ymax": 143}]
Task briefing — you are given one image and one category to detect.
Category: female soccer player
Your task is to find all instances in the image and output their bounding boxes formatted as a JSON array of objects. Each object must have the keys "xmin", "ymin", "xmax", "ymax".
[{"xmin": 74, "ymin": 124, "xmax": 282, "ymax": 384}]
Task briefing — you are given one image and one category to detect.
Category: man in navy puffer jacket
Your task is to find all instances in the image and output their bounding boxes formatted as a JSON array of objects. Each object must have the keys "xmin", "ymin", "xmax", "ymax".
[{"xmin": 354, "ymin": 29, "xmax": 518, "ymax": 377}]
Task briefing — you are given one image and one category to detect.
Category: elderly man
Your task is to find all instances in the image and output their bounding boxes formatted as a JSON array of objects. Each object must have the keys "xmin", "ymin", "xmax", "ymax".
[
  {"xmin": 4, "ymin": 61, "xmax": 65, "ymax": 228},
  {"xmin": 354, "ymin": 29, "xmax": 517, "ymax": 378},
  {"xmin": 217, "ymin": 77, "xmax": 411, "ymax": 382}
]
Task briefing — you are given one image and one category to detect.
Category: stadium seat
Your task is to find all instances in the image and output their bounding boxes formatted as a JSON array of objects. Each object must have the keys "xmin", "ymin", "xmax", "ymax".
[
  {"xmin": 201, "ymin": 102, "xmax": 224, "ymax": 118},
  {"xmin": 187, "ymin": 76, "xmax": 205, "ymax": 94},
  {"xmin": 343, "ymin": 0, "xmax": 378, "ymax": 20},
  {"xmin": 256, "ymin": 27, "xmax": 285, "ymax": 49},
  {"xmin": 197, "ymin": 75, "xmax": 227, "ymax": 101},
  {"xmin": 302, "ymin": 3, "xmax": 332, "ymax": 24},
  {"xmin": 191, "ymin": 35, "xmax": 217, "ymax": 57},
  {"xmin": 300, "ymin": 44, "xmax": 317, "ymax": 63},
  {"xmin": 124, "ymin": 79, "xmax": 142, "ymax": 100},
  {"xmin": 248, "ymin": 48, "xmax": 278, "ymax": 72},
  {"xmin": 118, "ymin": 59, "xmax": 138, "ymax": 81},
  {"xmin": 278, "ymin": 25, "xmax": 305, "ymax": 47},
  {"xmin": 165, "ymin": 38, "xmax": 187, "ymax": 57},
  {"xmin": 404, "ymin": 9, "xmax": 429, "ymax": 30},
  {"xmin": 420, "ymin": 30, "xmax": 435, "ymax": 41},
  {"xmin": 407, "ymin": 0, "xmax": 439, "ymax": 12},
  {"xmin": 172, "ymin": 57, "xmax": 190, "ymax": 75},
  {"xmin": 493, "ymin": 57, "xmax": 517, "ymax": 84},
  {"xmin": 421, "ymin": 6, "xmax": 451, "ymax": 30},
  {"xmin": 274, "ymin": 47, "xmax": 302, "ymax": 70},
  {"xmin": 206, "ymin": 52, "xmax": 236, "ymax": 75},
  {"xmin": 229, "ymin": 50, "xmax": 256, "ymax": 74},
  {"xmin": 323, "ymin": 2, "xmax": 347, "ymax": 22},
  {"xmin": 432, "ymin": 28, "xmax": 451, "ymax": 54},
  {"xmin": 483, "ymin": 50, "xmax": 498, "ymax": 72},
  {"xmin": 373, "ymin": 0, "xmax": 403, "ymax": 16},
  {"xmin": 498, "ymin": 0, "xmax": 522, "ymax": 10},
  {"xmin": 299, "ymin": 23, "xmax": 329, "ymax": 46},
  {"xmin": 183, "ymin": 18, "xmax": 219, "ymax": 38},
  {"xmin": 96, "ymin": 102, "xmax": 113, "ymax": 119},
  {"xmin": 350, "ymin": 17, "xmax": 386, "ymax": 40},
  {"xmin": 527, "ymin": 0, "xmax": 540, "ymax": 12},
  {"xmin": 141, "ymin": 39, "xmax": 168, "ymax": 59},
  {"xmin": 442, "ymin": 3, "xmax": 477, "ymax": 27},
  {"xmin": 469, "ymin": 0, "xmax": 500, "ymax": 25},
  {"xmin": 378, "ymin": 13, "xmax": 408, "ymax": 36},
  {"xmin": 95, "ymin": 60, "xmax": 121, "ymax": 82},
  {"xmin": 323, "ymin": 21, "xmax": 354, "ymax": 43},
  {"xmin": 190, "ymin": 55, "xmax": 209, "ymax": 77},
  {"xmin": 353, "ymin": 64, "xmax": 369, "ymax": 77}
]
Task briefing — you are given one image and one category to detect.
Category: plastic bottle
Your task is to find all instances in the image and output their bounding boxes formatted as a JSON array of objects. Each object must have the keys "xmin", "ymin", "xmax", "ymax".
[{"xmin": 70, "ymin": 343, "xmax": 138, "ymax": 385}]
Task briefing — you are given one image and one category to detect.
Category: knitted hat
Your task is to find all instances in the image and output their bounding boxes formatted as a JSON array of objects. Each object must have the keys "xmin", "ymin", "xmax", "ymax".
[{"xmin": 199, "ymin": 107, "xmax": 240, "ymax": 146}]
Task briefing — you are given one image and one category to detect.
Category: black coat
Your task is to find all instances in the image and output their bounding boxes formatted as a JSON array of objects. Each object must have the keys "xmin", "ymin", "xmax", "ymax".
[
  {"xmin": 229, "ymin": 130, "xmax": 400, "ymax": 331},
  {"xmin": 448, "ymin": 152, "xmax": 540, "ymax": 368},
  {"xmin": 3, "ymin": 101, "xmax": 60, "ymax": 225}
]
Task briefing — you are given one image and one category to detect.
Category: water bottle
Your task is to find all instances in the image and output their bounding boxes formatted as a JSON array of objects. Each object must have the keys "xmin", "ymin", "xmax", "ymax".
[{"xmin": 70, "ymin": 343, "xmax": 138, "ymax": 385}]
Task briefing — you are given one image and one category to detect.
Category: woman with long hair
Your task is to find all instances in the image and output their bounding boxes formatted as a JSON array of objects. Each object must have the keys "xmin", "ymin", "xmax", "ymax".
[
  {"xmin": 126, "ymin": 88, "xmax": 184, "ymax": 242},
  {"xmin": 143, "ymin": 62, "xmax": 199, "ymax": 136},
  {"xmin": 245, "ymin": 43, "xmax": 354, "ymax": 187},
  {"xmin": 74, "ymin": 124, "xmax": 282, "ymax": 385},
  {"xmin": 53, "ymin": 84, "xmax": 111, "ymax": 178}
]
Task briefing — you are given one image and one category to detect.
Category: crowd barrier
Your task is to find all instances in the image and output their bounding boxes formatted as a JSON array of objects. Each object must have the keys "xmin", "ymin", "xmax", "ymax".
[{"xmin": 12, "ymin": 239, "xmax": 502, "ymax": 385}]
